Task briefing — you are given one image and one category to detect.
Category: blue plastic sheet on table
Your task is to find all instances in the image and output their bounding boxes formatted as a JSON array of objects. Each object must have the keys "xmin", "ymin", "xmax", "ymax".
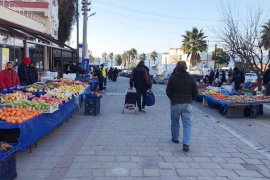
[
  {"xmin": 0, "ymin": 97, "xmax": 78, "ymax": 151},
  {"xmin": 244, "ymin": 82, "xmax": 253, "ymax": 89},
  {"xmin": 1, "ymin": 86, "xmax": 26, "ymax": 94},
  {"xmin": 202, "ymin": 94, "xmax": 270, "ymax": 113}
]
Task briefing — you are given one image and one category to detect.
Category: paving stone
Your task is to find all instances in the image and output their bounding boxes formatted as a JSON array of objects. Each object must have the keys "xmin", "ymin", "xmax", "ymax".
[
  {"xmin": 130, "ymin": 169, "xmax": 143, "ymax": 177},
  {"xmin": 220, "ymin": 163, "xmax": 246, "ymax": 170},
  {"xmin": 143, "ymin": 169, "xmax": 161, "ymax": 176},
  {"xmin": 173, "ymin": 162, "xmax": 189, "ymax": 169},
  {"xmin": 213, "ymin": 169, "xmax": 239, "ymax": 178},
  {"xmin": 234, "ymin": 170, "xmax": 264, "ymax": 178},
  {"xmin": 243, "ymin": 158, "xmax": 264, "ymax": 165},
  {"xmin": 200, "ymin": 162, "xmax": 222, "ymax": 169},
  {"xmin": 158, "ymin": 162, "xmax": 174, "ymax": 169}
]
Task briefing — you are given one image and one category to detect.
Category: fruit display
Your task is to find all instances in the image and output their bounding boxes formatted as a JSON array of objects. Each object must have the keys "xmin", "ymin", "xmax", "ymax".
[
  {"xmin": 211, "ymin": 93, "xmax": 228, "ymax": 100},
  {"xmin": 26, "ymin": 84, "xmax": 50, "ymax": 93},
  {"xmin": 199, "ymin": 89, "xmax": 218, "ymax": 95},
  {"xmin": 0, "ymin": 107, "xmax": 42, "ymax": 123},
  {"xmin": 1, "ymin": 99, "xmax": 57, "ymax": 112},
  {"xmin": 2, "ymin": 92, "xmax": 27, "ymax": 102},
  {"xmin": 53, "ymin": 78, "xmax": 88, "ymax": 88},
  {"xmin": 225, "ymin": 95, "xmax": 253, "ymax": 102},
  {"xmin": 44, "ymin": 89, "xmax": 73, "ymax": 101},
  {"xmin": 58, "ymin": 85, "xmax": 85, "ymax": 94},
  {"xmin": 252, "ymin": 96, "xmax": 270, "ymax": 101},
  {"xmin": 33, "ymin": 96, "xmax": 62, "ymax": 105}
]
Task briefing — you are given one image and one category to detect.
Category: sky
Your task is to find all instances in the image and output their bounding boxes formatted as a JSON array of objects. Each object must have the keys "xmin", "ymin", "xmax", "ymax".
[{"xmin": 69, "ymin": 0, "xmax": 270, "ymax": 57}]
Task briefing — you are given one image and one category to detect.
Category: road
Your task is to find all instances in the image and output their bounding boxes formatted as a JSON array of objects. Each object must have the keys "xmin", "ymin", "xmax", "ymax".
[{"xmin": 16, "ymin": 77, "xmax": 270, "ymax": 179}]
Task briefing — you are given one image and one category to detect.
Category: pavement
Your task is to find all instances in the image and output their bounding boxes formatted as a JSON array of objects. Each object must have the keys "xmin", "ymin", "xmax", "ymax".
[{"xmin": 15, "ymin": 77, "xmax": 270, "ymax": 179}]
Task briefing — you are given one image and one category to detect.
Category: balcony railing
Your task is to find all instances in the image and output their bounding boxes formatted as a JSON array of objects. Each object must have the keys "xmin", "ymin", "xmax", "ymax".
[{"xmin": 0, "ymin": 0, "xmax": 45, "ymax": 24}]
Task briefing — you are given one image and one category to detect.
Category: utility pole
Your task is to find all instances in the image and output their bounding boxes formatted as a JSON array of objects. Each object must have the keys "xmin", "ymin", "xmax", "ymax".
[
  {"xmin": 76, "ymin": 0, "xmax": 79, "ymax": 63},
  {"xmin": 81, "ymin": 0, "xmax": 91, "ymax": 59}
]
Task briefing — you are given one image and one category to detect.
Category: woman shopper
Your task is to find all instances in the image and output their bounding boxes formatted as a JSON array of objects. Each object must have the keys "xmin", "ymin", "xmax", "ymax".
[{"xmin": 166, "ymin": 61, "xmax": 198, "ymax": 152}]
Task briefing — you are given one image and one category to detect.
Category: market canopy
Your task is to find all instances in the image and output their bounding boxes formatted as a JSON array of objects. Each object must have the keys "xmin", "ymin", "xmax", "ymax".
[{"xmin": 0, "ymin": 18, "xmax": 74, "ymax": 51}]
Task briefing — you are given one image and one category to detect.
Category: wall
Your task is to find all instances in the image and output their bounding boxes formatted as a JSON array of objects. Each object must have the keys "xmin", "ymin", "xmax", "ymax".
[{"xmin": 0, "ymin": 6, "xmax": 46, "ymax": 33}]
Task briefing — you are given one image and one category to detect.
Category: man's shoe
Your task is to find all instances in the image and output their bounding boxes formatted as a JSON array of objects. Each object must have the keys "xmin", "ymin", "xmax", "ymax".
[
  {"xmin": 183, "ymin": 144, "xmax": 189, "ymax": 152},
  {"xmin": 171, "ymin": 139, "xmax": 180, "ymax": 144},
  {"xmin": 141, "ymin": 109, "xmax": 146, "ymax": 113}
]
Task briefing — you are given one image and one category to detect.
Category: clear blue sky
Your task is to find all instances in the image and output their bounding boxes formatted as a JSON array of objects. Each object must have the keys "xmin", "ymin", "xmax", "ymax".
[{"xmin": 70, "ymin": 0, "xmax": 270, "ymax": 57}]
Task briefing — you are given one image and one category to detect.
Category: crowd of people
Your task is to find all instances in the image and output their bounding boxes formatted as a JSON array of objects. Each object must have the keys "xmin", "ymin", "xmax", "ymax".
[
  {"xmin": 0, "ymin": 57, "xmax": 38, "ymax": 90},
  {"xmin": 92, "ymin": 64, "xmax": 119, "ymax": 91},
  {"xmin": 203, "ymin": 65, "xmax": 270, "ymax": 95}
]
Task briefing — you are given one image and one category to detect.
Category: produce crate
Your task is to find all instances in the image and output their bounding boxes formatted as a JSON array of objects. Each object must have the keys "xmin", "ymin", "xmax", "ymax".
[
  {"xmin": 84, "ymin": 97, "xmax": 101, "ymax": 116},
  {"xmin": 225, "ymin": 106, "xmax": 245, "ymax": 118},
  {"xmin": 0, "ymin": 153, "xmax": 17, "ymax": 180}
]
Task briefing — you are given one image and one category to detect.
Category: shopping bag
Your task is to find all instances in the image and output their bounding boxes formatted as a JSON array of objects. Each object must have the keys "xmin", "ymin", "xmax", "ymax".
[{"xmin": 145, "ymin": 90, "xmax": 155, "ymax": 106}]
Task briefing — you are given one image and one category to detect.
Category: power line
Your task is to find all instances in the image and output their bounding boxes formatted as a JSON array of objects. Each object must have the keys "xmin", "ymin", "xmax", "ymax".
[
  {"xmin": 92, "ymin": 7, "xmax": 215, "ymax": 27},
  {"xmin": 93, "ymin": 16, "xmax": 180, "ymax": 35},
  {"xmin": 94, "ymin": 0, "xmax": 221, "ymax": 22}
]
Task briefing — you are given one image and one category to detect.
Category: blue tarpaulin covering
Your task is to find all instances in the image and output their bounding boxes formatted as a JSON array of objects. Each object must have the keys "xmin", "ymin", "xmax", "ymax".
[{"xmin": 0, "ymin": 85, "xmax": 90, "ymax": 160}]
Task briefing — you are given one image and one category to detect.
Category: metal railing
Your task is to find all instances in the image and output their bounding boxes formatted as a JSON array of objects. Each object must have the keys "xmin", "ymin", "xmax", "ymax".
[{"xmin": 0, "ymin": 0, "xmax": 45, "ymax": 24}]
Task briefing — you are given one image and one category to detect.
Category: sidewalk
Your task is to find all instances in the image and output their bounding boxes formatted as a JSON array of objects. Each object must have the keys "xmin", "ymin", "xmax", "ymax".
[{"xmin": 16, "ymin": 78, "xmax": 270, "ymax": 179}]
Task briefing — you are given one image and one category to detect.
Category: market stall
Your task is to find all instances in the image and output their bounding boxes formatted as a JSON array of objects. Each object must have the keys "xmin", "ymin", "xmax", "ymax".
[
  {"xmin": 198, "ymin": 86, "xmax": 270, "ymax": 118},
  {"xmin": 0, "ymin": 79, "xmax": 90, "ymax": 161}
]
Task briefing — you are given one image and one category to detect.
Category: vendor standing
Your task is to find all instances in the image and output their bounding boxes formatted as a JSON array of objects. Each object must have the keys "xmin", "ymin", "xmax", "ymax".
[
  {"xmin": 28, "ymin": 62, "xmax": 38, "ymax": 84},
  {"xmin": 18, "ymin": 57, "xmax": 31, "ymax": 85},
  {"xmin": 263, "ymin": 64, "xmax": 270, "ymax": 96},
  {"xmin": 0, "ymin": 62, "xmax": 20, "ymax": 90},
  {"xmin": 231, "ymin": 67, "xmax": 245, "ymax": 91}
]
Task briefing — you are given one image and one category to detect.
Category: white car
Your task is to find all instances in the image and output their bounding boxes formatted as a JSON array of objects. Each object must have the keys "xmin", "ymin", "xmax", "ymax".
[{"xmin": 245, "ymin": 72, "xmax": 258, "ymax": 83}]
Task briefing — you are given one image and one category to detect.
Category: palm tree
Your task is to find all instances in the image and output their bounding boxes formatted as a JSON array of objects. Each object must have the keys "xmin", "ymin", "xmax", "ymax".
[
  {"xmin": 108, "ymin": 52, "xmax": 113, "ymax": 67},
  {"xmin": 139, "ymin": 53, "xmax": 147, "ymax": 61},
  {"xmin": 150, "ymin": 51, "xmax": 158, "ymax": 64},
  {"xmin": 181, "ymin": 27, "xmax": 208, "ymax": 69},
  {"xmin": 261, "ymin": 20, "xmax": 270, "ymax": 65},
  {"xmin": 129, "ymin": 48, "xmax": 137, "ymax": 67},
  {"xmin": 121, "ymin": 51, "xmax": 129, "ymax": 68},
  {"xmin": 102, "ymin": 52, "xmax": 107, "ymax": 62}
]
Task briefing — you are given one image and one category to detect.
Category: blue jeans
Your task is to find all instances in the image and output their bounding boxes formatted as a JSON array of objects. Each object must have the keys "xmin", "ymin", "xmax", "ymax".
[{"xmin": 170, "ymin": 103, "xmax": 192, "ymax": 145}]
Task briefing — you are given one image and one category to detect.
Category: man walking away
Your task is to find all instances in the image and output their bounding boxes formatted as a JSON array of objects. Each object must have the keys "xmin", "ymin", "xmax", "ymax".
[
  {"xmin": 166, "ymin": 61, "xmax": 198, "ymax": 152},
  {"xmin": 263, "ymin": 64, "xmax": 270, "ymax": 96},
  {"xmin": 130, "ymin": 61, "xmax": 150, "ymax": 113}
]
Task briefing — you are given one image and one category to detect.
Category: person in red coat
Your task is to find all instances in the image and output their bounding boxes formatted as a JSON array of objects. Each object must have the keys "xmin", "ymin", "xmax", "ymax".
[{"xmin": 0, "ymin": 62, "xmax": 20, "ymax": 90}]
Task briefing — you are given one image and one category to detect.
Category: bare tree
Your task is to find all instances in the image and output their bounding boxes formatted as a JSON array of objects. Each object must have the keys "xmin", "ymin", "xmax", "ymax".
[{"xmin": 216, "ymin": 3, "xmax": 270, "ymax": 75}]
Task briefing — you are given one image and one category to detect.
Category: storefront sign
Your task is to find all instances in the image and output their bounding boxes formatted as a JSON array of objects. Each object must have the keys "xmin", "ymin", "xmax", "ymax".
[
  {"xmin": 0, "ymin": 48, "xmax": 10, "ymax": 70},
  {"xmin": 82, "ymin": 58, "xmax": 89, "ymax": 72}
]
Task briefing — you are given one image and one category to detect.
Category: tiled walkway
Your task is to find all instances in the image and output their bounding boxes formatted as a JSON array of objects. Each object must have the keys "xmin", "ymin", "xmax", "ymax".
[{"xmin": 16, "ymin": 78, "xmax": 270, "ymax": 179}]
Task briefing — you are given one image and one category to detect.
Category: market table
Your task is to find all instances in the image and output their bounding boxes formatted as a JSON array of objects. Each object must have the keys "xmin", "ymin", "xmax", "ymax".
[
  {"xmin": 201, "ymin": 94, "xmax": 270, "ymax": 118},
  {"xmin": 0, "ymin": 97, "xmax": 77, "ymax": 151}
]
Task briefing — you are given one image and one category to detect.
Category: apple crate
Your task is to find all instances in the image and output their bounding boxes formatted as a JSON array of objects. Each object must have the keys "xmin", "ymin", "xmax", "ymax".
[{"xmin": 0, "ymin": 153, "xmax": 17, "ymax": 180}]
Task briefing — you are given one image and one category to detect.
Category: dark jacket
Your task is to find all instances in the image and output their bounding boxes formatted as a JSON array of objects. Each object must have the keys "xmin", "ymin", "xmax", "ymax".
[
  {"xmin": 263, "ymin": 69, "xmax": 270, "ymax": 84},
  {"xmin": 28, "ymin": 66, "xmax": 38, "ymax": 84},
  {"xmin": 166, "ymin": 71, "xmax": 198, "ymax": 105},
  {"xmin": 18, "ymin": 64, "xmax": 29, "ymax": 85},
  {"xmin": 231, "ymin": 70, "xmax": 245, "ymax": 85},
  {"xmin": 130, "ymin": 64, "xmax": 150, "ymax": 90}
]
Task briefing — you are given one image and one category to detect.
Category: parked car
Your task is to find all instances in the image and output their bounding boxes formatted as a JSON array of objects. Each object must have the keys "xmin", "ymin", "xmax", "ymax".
[
  {"xmin": 119, "ymin": 70, "xmax": 132, "ymax": 78},
  {"xmin": 245, "ymin": 72, "xmax": 258, "ymax": 83}
]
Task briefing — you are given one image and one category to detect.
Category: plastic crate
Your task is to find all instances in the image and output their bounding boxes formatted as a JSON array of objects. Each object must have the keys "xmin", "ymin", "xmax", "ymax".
[
  {"xmin": 0, "ymin": 153, "xmax": 17, "ymax": 180},
  {"xmin": 84, "ymin": 97, "xmax": 101, "ymax": 116},
  {"xmin": 225, "ymin": 106, "xmax": 245, "ymax": 118}
]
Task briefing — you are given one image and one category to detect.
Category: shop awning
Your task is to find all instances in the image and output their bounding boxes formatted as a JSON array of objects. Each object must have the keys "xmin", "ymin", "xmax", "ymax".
[{"xmin": 0, "ymin": 18, "xmax": 74, "ymax": 51}]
